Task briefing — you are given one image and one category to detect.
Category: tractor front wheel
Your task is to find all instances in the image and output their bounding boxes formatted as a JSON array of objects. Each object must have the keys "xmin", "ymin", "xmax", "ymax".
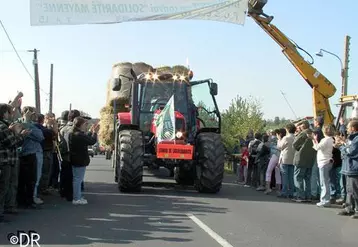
[
  {"xmin": 116, "ymin": 129, "xmax": 144, "ymax": 192},
  {"xmin": 195, "ymin": 132, "xmax": 225, "ymax": 193}
]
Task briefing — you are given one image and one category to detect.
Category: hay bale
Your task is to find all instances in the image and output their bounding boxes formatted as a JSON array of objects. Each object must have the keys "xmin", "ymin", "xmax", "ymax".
[
  {"xmin": 155, "ymin": 66, "xmax": 172, "ymax": 73},
  {"xmin": 171, "ymin": 65, "xmax": 190, "ymax": 74},
  {"xmin": 98, "ymin": 106, "xmax": 115, "ymax": 148},
  {"xmin": 107, "ymin": 62, "xmax": 155, "ymax": 105},
  {"xmin": 132, "ymin": 62, "xmax": 155, "ymax": 75}
]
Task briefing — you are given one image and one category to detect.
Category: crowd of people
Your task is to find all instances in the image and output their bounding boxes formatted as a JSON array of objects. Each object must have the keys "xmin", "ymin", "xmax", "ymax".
[
  {"xmin": 0, "ymin": 92, "xmax": 98, "ymax": 223},
  {"xmin": 235, "ymin": 116, "xmax": 358, "ymax": 219}
]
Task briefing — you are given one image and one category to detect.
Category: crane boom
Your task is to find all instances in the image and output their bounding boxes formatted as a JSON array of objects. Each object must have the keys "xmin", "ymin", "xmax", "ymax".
[{"xmin": 247, "ymin": 0, "xmax": 336, "ymax": 125}]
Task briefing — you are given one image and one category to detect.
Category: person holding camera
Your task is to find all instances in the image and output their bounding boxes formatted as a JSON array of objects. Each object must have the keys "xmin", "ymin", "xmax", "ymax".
[
  {"xmin": 68, "ymin": 117, "xmax": 98, "ymax": 205},
  {"xmin": 0, "ymin": 103, "xmax": 30, "ymax": 222}
]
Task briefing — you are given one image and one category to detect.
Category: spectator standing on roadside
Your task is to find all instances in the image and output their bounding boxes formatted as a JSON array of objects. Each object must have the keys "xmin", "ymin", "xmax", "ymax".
[
  {"xmin": 255, "ymin": 134, "xmax": 271, "ymax": 191},
  {"xmin": 2, "ymin": 93, "xmax": 26, "ymax": 218},
  {"xmin": 311, "ymin": 117, "xmax": 324, "ymax": 200},
  {"xmin": 313, "ymin": 124, "xmax": 335, "ymax": 207},
  {"xmin": 69, "ymin": 117, "xmax": 98, "ymax": 205},
  {"xmin": 239, "ymin": 145, "xmax": 249, "ymax": 184},
  {"xmin": 245, "ymin": 133, "xmax": 262, "ymax": 188},
  {"xmin": 336, "ymin": 134, "xmax": 348, "ymax": 205},
  {"xmin": 232, "ymin": 141, "xmax": 240, "ymax": 179},
  {"xmin": 292, "ymin": 121, "xmax": 316, "ymax": 202},
  {"xmin": 264, "ymin": 129, "xmax": 283, "ymax": 194},
  {"xmin": 34, "ymin": 114, "xmax": 58, "ymax": 196},
  {"xmin": 277, "ymin": 123, "xmax": 296, "ymax": 198},
  {"xmin": 17, "ymin": 107, "xmax": 44, "ymax": 208},
  {"xmin": 0, "ymin": 104, "xmax": 28, "ymax": 222},
  {"xmin": 45, "ymin": 113, "xmax": 60, "ymax": 191},
  {"xmin": 330, "ymin": 133, "xmax": 343, "ymax": 203},
  {"xmin": 59, "ymin": 110, "xmax": 80, "ymax": 201},
  {"xmin": 337, "ymin": 119, "xmax": 358, "ymax": 219}
]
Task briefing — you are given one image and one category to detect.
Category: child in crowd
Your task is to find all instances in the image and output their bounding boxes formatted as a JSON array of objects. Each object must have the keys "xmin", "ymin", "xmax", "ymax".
[{"xmin": 240, "ymin": 145, "xmax": 249, "ymax": 184}]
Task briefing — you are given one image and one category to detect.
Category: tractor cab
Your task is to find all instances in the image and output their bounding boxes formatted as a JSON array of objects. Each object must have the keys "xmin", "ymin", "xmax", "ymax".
[{"xmin": 137, "ymin": 72, "xmax": 192, "ymax": 142}]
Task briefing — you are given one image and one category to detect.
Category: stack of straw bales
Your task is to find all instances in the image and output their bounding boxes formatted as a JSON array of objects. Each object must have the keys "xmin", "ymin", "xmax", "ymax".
[{"xmin": 98, "ymin": 62, "xmax": 192, "ymax": 148}]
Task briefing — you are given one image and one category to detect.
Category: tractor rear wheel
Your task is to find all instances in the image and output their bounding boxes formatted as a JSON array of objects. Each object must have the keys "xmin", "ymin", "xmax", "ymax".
[
  {"xmin": 195, "ymin": 132, "xmax": 225, "ymax": 193},
  {"xmin": 116, "ymin": 129, "xmax": 144, "ymax": 192}
]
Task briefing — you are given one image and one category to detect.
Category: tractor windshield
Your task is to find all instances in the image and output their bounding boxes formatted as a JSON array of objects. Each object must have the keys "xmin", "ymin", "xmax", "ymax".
[
  {"xmin": 140, "ymin": 82, "xmax": 189, "ymax": 114},
  {"xmin": 139, "ymin": 81, "xmax": 190, "ymax": 129}
]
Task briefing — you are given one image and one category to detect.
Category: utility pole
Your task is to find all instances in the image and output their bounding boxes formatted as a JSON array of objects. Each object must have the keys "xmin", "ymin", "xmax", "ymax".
[
  {"xmin": 69, "ymin": 103, "xmax": 72, "ymax": 111},
  {"xmin": 28, "ymin": 49, "xmax": 41, "ymax": 113},
  {"xmin": 341, "ymin": 35, "xmax": 351, "ymax": 97},
  {"xmin": 49, "ymin": 64, "xmax": 54, "ymax": 114}
]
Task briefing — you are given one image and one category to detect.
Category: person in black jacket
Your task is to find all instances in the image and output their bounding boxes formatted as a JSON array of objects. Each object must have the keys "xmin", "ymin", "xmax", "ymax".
[
  {"xmin": 69, "ymin": 117, "xmax": 97, "ymax": 205},
  {"xmin": 330, "ymin": 133, "xmax": 343, "ymax": 203},
  {"xmin": 255, "ymin": 134, "xmax": 271, "ymax": 191}
]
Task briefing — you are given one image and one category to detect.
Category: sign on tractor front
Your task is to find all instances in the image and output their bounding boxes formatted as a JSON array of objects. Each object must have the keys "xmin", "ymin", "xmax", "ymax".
[
  {"xmin": 29, "ymin": 0, "xmax": 249, "ymax": 26},
  {"xmin": 157, "ymin": 143, "xmax": 194, "ymax": 160}
]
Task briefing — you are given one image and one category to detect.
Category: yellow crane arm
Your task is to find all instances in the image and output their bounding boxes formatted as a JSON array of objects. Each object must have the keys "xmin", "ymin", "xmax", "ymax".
[{"xmin": 247, "ymin": 0, "xmax": 336, "ymax": 125}]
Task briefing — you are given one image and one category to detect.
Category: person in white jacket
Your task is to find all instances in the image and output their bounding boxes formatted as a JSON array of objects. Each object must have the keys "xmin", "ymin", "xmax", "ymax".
[
  {"xmin": 277, "ymin": 123, "xmax": 296, "ymax": 198},
  {"xmin": 313, "ymin": 124, "xmax": 335, "ymax": 207}
]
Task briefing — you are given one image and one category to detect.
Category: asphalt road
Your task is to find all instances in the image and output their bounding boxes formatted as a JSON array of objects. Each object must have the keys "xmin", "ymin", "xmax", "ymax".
[{"xmin": 1, "ymin": 156, "xmax": 358, "ymax": 247}]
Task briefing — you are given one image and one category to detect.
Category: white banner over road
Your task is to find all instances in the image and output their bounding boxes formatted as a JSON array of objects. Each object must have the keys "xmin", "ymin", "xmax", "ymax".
[{"xmin": 30, "ymin": 0, "xmax": 249, "ymax": 26}]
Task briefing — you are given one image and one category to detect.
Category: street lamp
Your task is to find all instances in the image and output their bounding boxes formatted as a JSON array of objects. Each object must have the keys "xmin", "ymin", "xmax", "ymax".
[{"xmin": 315, "ymin": 48, "xmax": 346, "ymax": 95}]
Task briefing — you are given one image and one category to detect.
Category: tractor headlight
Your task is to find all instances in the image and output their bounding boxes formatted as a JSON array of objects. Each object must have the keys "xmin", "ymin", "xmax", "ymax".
[{"xmin": 176, "ymin": 131, "xmax": 183, "ymax": 138}]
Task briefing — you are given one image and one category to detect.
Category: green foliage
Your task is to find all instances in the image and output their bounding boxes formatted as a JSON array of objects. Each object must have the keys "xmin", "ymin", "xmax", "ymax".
[
  {"xmin": 196, "ymin": 101, "xmax": 219, "ymax": 128},
  {"xmin": 264, "ymin": 116, "xmax": 291, "ymax": 131},
  {"xmin": 221, "ymin": 95, "xmax": 265, "ymax": 151}
]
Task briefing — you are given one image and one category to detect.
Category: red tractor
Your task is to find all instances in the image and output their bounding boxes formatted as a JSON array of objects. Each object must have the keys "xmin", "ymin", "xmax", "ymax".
[{"xmin": 112, "ymin": 67, "xmax": 225, "ymax": 193}]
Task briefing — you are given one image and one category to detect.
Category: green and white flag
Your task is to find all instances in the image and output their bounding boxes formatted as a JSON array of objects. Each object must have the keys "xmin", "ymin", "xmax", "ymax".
[{"xmin": 155, "ymin": 95, "xmax": 175, "ymax": 143}]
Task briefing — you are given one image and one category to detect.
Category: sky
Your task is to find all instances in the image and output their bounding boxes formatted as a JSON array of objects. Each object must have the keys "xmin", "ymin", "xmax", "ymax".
[{"xmin": 0, "ymin": 0, "xmax": 356, "ymax": 120}]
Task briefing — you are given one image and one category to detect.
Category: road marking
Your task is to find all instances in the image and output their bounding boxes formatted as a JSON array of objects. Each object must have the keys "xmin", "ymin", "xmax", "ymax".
[{"xmin": 187, "ymin": 214, "xmax": 234, "ymax": 247}]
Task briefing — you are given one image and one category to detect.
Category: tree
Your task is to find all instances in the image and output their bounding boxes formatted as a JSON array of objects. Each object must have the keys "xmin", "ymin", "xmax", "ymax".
[
  {"xmin": 80, "ymin": 111, "xmax": 91, "ymax": 119},
  {"xmin": 264, "ymin": 117, "xmax": 291, "ymax": 131},
  {"xmin": 196, "ymin": 101, "xmax": 219, "ymax": 128},
  {"xmin": 274, "ymin": 116, "xmax": 280, "ymax": 125},
  {"xmin": 221, "ymin": 95, "xmax": 265, "ymax": 151}
]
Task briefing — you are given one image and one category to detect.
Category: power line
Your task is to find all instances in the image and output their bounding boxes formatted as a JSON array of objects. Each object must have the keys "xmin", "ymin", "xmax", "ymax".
[
  {"xmin": 280, "ymin": 90, "xmax": 298, "ymax": 119},
  {"xmin": 0, "ymin": 20, "xmax": 35, "ymax": 81},
  {"xmin": 0, "ymin": 50, "xmax": 29, "ymax": 53},
  {"xmin": 0, "ymin": 19, "xmax": 49, "ymax": 96}
]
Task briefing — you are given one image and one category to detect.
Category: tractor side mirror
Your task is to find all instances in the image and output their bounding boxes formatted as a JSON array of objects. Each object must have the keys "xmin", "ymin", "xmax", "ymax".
[
  {"xmin": 210, "ymin": 83, "xmax": 218, "ymax": 96},
  {"xmin": 112, "ymin": 78, "xmax": 122, "ymax": 91}
]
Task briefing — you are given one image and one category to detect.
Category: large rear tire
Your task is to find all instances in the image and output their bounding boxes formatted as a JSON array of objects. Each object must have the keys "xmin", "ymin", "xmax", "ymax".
[
  {"xmin": 195, "ymin": 132, "xmax": 225, "ymax": 193},
  {"xmin": 116, "ymin": 129, "xmax": 144, "ymax": 192}
]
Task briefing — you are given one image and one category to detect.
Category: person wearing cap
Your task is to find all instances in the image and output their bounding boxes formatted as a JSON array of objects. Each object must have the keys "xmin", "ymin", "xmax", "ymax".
[{"xmin": 292, "ymin": 120, "xmax": 317, "ymax": 202}]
